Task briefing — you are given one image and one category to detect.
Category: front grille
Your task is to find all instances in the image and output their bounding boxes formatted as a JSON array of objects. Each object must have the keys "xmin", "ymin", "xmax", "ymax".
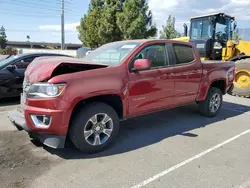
[{"xmin": 20, "ymin": 78, "xmax": 31, "ymax": 109}]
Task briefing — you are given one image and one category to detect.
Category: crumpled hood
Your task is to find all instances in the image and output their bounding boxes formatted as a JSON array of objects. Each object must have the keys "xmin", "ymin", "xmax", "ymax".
[{"xmin": 25, "ymin": 56, "xmax": 107, "ymax": 83}]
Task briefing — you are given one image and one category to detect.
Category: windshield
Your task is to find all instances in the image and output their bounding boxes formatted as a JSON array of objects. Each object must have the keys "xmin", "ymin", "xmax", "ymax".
[
  {"xmin": 190, "ymin": 19, "xmax": 212, "ymax": 40},
  {"xmin": 0, "ymin": 55, "xmax": 19, "ymax": 69},
  {"xmin": 82, "ymin": 41, "xmax": 140, "ymax": 66}
]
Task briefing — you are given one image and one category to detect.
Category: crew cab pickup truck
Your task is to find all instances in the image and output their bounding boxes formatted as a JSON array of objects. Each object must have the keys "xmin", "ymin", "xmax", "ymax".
[{"xmin": 8, "ymin": 39, "xmax": 235, "ymax": 153}]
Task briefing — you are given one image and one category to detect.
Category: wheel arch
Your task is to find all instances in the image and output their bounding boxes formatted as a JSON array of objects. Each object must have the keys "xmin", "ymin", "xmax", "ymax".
[
  {"xmin": 210, "ymin": 79, "xmax": 226, "ymax": 94},
  {"xmin": 197, "ymin": 79, "xmax": 226, "ymax": 101},
  {"xmin": 68, "ymin": 94, "xmax": 125, "ymax": 129}
]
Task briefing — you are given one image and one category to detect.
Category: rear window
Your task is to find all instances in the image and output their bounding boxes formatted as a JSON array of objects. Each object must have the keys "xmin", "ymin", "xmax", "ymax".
[{"xmin": 173, "ymin": 44, "xmax": 195, "ymax": 65}]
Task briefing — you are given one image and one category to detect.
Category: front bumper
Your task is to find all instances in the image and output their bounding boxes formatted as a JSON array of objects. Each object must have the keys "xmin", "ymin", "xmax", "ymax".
[
  {"xmin": 8, "ymin": 108, "xmax": 66, "ymax": 149},
  {"xmin": 8, "ymin": 108, "xmax": 30, "ymax": 131}
]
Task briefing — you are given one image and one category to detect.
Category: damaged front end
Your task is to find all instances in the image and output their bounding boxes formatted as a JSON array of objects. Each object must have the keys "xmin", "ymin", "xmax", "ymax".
[
  {"xmin": 22, "ymin": 57, "xmax": 109, "ymax": 102},
  {"xmin": 51, "ymin": 63, "xmax": 108, "ymax": 78},
  {"xmin": 25, "ymin": 56, "xmax": 108, "ymax": 83},
  {"xmin": 8, "ymin": 57, "xmax": 110, "ymax": 149},
  {"xmin": 8, "ymin": 57, "xmax": 107, "ymax": 148}
]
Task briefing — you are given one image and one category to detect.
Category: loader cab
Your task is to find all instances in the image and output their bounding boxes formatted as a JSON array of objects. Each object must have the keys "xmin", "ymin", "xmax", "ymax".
[{"xmin": 189, "ymin": 13, "xmax": 235, "ymax": 60}]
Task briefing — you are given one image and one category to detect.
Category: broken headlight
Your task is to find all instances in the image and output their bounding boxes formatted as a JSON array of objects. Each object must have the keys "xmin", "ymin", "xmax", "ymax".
[{"xmin": 27, "ymin": 83, "xmax": 66, "ymax": 98}]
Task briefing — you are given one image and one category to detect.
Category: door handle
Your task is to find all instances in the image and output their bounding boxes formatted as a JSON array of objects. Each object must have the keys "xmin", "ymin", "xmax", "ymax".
[
  {"xmin": 164, "ymin": 73, "xmax": 174, "ymax": 77},
  {"xmin": 191, "ymin": 69, "xmax": 199, "ymax": 73},
  {"xmin": 160, "ymin": 73, "xmax": 174, "ymax": 79}
]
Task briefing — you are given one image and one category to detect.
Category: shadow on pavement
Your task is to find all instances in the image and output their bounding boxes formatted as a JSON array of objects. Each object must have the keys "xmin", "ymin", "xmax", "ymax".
[
  {"xmin": 0, "ymin": 97, "xmax": 20, "ymax": 107},
  {"xmin": 44, "ymin": 101, "xmax": 250, "ymax": 159}
]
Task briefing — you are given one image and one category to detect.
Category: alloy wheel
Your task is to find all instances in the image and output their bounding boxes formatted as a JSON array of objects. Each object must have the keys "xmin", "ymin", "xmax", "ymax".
[{"xmin": 84, "ymin": 113, "xmax": 113, "ymax": 146}]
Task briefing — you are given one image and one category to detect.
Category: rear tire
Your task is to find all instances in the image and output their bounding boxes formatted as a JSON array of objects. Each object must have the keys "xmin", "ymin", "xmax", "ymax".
[
  {"xmin": 198, "ymin": 87, "xmax": 222, "ymax": 117},
  {"xmin": 69, "ymin": 102, "xmax": 119, "ymax": 153},
  {"xmin": 230, "ymin": 58, "xmax": 250, "ymax": 97}
]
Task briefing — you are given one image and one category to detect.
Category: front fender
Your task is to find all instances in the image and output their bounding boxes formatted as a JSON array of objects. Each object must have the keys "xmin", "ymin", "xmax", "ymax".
[{"xmin": 60, "ymin": 74, "xmax": 128, "ymax": 126}]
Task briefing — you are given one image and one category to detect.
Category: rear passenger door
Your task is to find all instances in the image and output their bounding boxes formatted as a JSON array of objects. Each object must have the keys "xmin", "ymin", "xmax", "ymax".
[{"xmin": 170, "ymin": 43, "xmax": 202, "ymax": 105}]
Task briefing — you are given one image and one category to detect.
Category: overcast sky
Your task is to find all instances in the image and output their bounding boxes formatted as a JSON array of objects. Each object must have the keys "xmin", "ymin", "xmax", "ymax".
[{"xmin": 0, "ymin": 0, "xmax": 249, "ymax": 44}]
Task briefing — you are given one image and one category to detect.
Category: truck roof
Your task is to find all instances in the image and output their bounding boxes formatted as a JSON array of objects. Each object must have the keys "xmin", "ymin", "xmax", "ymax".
[
  {"xmin": 190, "ymin": 12, "xmax": 235, "ymax": 20},
  {"xmin": 104, "ymin": 39, "xmax": 193, "ymax": 46}
]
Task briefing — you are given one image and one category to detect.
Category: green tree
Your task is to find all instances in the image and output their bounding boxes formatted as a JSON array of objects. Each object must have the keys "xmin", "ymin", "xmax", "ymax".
[
  {"xmin": 117, "ymin": 0, "xmax": 157, "ymax": 40},
  {"xmin": 0, "ymin": 26, "xmax": 7, "ymax": 49},
  {"xmin": 77, "ymin": 0, "xmax": 157, "ymax": 48},
  {"xmin": 159, "ymin": 15, "xmax": 180, "ymax": 39},
  {"xmin": 98, "ymin": 0, "xmax": 122, "ymax": 44},
  {"xmin": 77, "ymin": 0, "xmax": 104, "ymax": 48}
]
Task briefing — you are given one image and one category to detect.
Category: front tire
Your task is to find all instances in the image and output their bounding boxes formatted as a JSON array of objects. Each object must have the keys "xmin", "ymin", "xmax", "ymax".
[
  {"xmin": 69, "ymin": 102, "xmax": 119, "ymax": 153},
  {"xmin": 198, "ymin": 87, "xmax": 222, "ymax": 117}
]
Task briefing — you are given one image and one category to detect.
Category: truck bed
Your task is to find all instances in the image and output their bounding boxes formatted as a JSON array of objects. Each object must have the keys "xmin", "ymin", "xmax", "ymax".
[{"xmin": 202, "ymin": 60, "xmax": 235, "ymax": 69}]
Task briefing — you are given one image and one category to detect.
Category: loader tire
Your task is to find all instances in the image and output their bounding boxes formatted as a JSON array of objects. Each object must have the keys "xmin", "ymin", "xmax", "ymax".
[{"xmin": 230, "ymin": 58, "xmax": 250, "ymax": 98}]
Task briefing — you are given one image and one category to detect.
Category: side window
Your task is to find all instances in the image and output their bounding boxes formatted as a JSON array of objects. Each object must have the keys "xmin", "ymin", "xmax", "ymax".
[
  {"xmin": 133, "ymin": 44, "xmax": 167, "ymax": 68},
  {"xmin": 15, "ymin": 56, "xmax": 36, "ymax": 69},
  {"xmin": 173, "ymin": 44, "xmax": 195, "ymax": 65}
]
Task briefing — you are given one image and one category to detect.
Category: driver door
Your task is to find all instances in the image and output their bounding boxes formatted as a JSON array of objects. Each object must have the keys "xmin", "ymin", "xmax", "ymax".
[
  {"xmin": 127, "ymin": 43, "xmax": 175, "ymax": 116},
  {"xmin": 0, "ymin": 56, "xmax": 37, "ymax": 97}
]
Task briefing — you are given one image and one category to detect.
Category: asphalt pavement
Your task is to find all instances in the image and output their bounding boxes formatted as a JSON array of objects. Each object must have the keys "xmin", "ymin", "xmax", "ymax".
[{"xmin": 0, "ymin": 95, "xmax": 250, "ymax": 188}]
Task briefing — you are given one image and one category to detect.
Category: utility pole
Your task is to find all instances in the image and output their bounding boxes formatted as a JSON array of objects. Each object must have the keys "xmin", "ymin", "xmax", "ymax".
[{"xmin": 61, "ymin": 0, "xmax": 65, "ymax": 50}]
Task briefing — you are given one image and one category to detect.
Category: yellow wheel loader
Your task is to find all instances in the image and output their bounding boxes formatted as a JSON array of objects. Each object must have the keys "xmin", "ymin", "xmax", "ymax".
[{"xmin": 174, "ymin": 13, "xmax": 250, "ymax": 97}]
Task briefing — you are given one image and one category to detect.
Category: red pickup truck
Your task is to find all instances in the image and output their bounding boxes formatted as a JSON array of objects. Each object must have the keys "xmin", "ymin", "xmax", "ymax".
[{"xmin": 8, "ymin": 39, "xmax": 235, "ymax": 153}]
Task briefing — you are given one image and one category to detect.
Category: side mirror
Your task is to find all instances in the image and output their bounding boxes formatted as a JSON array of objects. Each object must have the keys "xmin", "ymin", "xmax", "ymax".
[
  {"xmin": 6, "ymin": 64, "xmax": 17, "ymax": 71},
  {"xmin": 233, "ymin": 22, "xmax": 237, "ymax": 30},
  {"xmin": 131, "ymin": 59, "xmax": 151, "ymax": 72}
]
